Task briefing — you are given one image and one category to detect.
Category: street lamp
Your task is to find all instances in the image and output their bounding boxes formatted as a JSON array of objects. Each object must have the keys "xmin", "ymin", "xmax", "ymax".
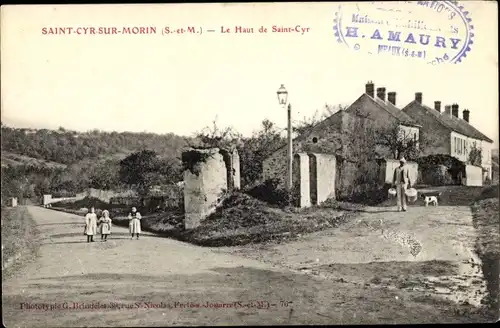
[{"xmin": 277, "ymin": 84, "xmax": 293, "ymax": 196}]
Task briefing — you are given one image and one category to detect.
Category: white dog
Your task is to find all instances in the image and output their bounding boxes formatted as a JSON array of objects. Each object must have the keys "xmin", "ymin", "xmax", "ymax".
[{"xmin": 422, "ymin": 195, "xmax": 439, "ymax": 206}]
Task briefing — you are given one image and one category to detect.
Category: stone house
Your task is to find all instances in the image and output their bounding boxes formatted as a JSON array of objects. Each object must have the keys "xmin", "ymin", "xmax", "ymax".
[
  {"xmin": 402, "ymin": 94, "xmax": 494, "ymax": 180},
  {"xmin": 263, "ymin": 81, "xmax": 421, "ymax": 199}
]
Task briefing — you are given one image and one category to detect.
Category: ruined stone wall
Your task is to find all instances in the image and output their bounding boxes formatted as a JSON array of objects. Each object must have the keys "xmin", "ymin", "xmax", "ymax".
[
  {"xmin": 183, "ymin": 148, "xmax": 228, "ymax": 229},
  {"xmin": 292, "ymin": 153, "xmax": 311, "ymax": 208},
  {"xmin": 310, "ymin": 153, "xmax": 336, "ymax": 204},
  {"xmin": 231, "ymin": 149, "xmax": 241, "ymax": 190}
]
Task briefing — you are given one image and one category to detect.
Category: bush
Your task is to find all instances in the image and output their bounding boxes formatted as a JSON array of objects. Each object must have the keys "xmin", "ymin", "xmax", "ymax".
[
  {"xmin": 417, "ymin": 154, "xmax": 465, "ymax": 186},
  {"xmin": 245, "ymin": 179, "xmax": 291, "ymax": 207},
  {"xmin": 420, "ymin": 165, "xmax": 455, "ymax": 186}
]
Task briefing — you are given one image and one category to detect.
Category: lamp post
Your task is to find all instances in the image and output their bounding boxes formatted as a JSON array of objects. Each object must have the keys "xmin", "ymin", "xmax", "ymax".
[{"xmin": 277, "ymin": 84, "xmax": 293, "ymax": 197}]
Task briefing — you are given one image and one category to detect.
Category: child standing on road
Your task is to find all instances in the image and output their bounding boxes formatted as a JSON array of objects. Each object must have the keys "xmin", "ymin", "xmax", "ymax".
[
  {"xmin": 99, "ymin": 210, "xmax": 112, "ymax": 241},
  {"xmin": 84, "ymin": 207, "xmax": 98, "ymax": 243},
  {"xmin": 128, "ymin": 207, "xmax": 142, "ymax": 240}
]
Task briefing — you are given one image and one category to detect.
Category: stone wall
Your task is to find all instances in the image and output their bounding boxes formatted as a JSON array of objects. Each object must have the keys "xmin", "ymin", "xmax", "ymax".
[
  {"xmin": 292, "ymin": 153, "xmax": 311, "ymax": 208},
  {"xmin": 310, "ymin": 153, "xmax": 336, "ymax": 204},
  {"xmin": 183, "ymin": 148, "xmax": 229, "ymax": 229},
  {"xmin": 220, "ymin": 148, "xmax": 241, "ymax": 191},
  {"xmin": 43, "ymin": 188, "xmax": 138, "ymax": 206},
  {"xmin": 9, "ymin": 197, "xmax": 18, "ymax": 207},
  {"xmin": 464, "ymin": 164, "xmax": 483, "ymax": 187},
  {"xmin": 231, "ymin": 149, "xmax": 241, "ymax": 190},
  {"xmin": 42, "ymin": 194, "xmax": 83, "ymax": 206},
  {"xmin": 78, "ymin": 188, "xmax": 138, "ymax": 203}
]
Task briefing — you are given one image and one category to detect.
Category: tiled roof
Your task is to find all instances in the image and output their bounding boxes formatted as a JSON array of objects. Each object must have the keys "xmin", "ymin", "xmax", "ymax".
[
  {"xmin": 372, "ymin": 96, "xmax": 421, "ymax": 127},
  {"xmin": 404, "ymin": 101, "xmax": 493, "ymax": 143}
]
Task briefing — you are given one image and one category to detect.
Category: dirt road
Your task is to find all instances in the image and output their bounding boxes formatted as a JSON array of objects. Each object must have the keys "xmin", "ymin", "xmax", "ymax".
[{"xmin": 2, "ymin": 206, "xmax": 490, "ymax": 326}]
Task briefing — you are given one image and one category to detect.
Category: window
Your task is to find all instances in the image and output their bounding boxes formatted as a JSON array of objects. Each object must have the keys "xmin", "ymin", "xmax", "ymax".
[{"xmin": 413, "ymin": 133, "xmax": 416, "ymax": 142}]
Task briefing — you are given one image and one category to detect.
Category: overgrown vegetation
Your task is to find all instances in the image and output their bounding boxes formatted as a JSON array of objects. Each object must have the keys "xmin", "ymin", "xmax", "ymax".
[
  {"xmin": 470, "ymin": 185, "xmax": 499, "ymax": 315},
  {"xmin": 471, "ymin": 185, "xmax": 499, "ymax": 256},
  {"xmin": 416, "ymin": 154, "xmax": 465, "ymax": 186},
  {"xmin": 468, "ymin": 144, "xmax": 483, "ymax": 166},
  {"xmin": 109, "ymin": 193, "xmax": 353, "ymax": 247},
  {"xmin": 1, "ymin": 207, "xmax": 40, "ymax": 278}
]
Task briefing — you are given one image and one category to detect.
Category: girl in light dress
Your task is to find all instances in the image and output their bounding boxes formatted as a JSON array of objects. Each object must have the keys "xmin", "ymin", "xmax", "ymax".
[
  {"xmin": 83, "ymin": 207, "xmax": 98, "ymax": 243},
  {"xmin": 128, "ymin": 207, "xmax": 142, "ymax": 240},
  {"xmin": 99, "ymin": 210, "xmax": 112, "ymax": 241}
]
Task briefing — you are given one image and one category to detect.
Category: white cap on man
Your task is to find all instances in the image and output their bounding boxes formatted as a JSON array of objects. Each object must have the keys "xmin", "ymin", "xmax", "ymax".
[{"xmin": 399, "ymin": 157, "xmax": 406, "ymax": 163}]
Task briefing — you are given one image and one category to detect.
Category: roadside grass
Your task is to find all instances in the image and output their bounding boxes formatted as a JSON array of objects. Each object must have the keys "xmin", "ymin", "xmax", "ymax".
[
  {"xmin": 51, "ymin": 193, "xmax": 355, "ymax": 247},
  {"xmin": 470, "ymin": 185, "xmax": 499, "ymax": 317},
  {"xmin": 470, "ymin": 185, "xmax": 499, "ymax": 257},
  {"xmin": 1, "ymin": 206, "xmax": 40, "ymax": 279}
]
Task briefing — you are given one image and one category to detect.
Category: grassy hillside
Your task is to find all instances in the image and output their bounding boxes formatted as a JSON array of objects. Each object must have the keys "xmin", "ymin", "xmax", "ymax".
[
  {"xmin": 1, "ymin": 151, "xmax": 67, "ymax": 169},
  {"xmin": 1, "ymin": 125, "xmax": 191, "ymax": 166}
]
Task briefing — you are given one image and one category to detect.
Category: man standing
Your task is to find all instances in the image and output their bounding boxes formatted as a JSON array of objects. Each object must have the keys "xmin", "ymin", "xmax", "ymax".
[{"xmin": 393, "ymin": 157, "xmax": 412, "ymax": 212}]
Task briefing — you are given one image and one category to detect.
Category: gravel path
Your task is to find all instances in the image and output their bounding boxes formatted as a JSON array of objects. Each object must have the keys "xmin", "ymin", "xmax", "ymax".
[{"xmin": 2, "ymin": 205, "xmax": 490, "ymax": 326}]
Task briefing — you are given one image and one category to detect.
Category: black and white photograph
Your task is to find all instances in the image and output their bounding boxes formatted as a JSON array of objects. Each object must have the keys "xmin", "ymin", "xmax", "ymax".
[{"xmin": 1, "ymin": 2, "xmax": 499, "ymax": 326}]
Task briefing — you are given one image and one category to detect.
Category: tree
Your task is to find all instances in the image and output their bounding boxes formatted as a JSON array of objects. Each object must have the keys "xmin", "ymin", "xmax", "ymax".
[
  {"xmin": 118, "ymin": 150, "xmax": 181, "ymax": 196},
  {"xmin": 238, "ymin": 119, "xmax": 286, "ymax": 187},
  {"xmin": 373, "ymin": 122, "xmax": 437, "ymax": 161},
  {"xmin": 190, "ymin": 117, "xmax": 242, "ymax": 150},
  {"xmin": 89, "ymin": 159, "xmax": 121, "ymax": 190},
  {"xmin": 468, "ymin": 143, "xmax": 482, "ymax": 166},
  {"xmin": 119, "ymin": 150, "xmax": 161, "ymax": 195}
]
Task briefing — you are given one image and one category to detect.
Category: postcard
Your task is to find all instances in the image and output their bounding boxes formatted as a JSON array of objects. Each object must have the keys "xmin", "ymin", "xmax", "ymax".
[{"xmin": 1, "ymin": 2, "xmax": 498, "ymax": 326}]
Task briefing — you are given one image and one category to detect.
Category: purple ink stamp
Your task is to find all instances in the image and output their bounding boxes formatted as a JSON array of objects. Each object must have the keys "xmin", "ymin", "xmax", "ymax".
[{"xmin": 333, "ymin": 1, "xmax": 474, "ymax": 65}]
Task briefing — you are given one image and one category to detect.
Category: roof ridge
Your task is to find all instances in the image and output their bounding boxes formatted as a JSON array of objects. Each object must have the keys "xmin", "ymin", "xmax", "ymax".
[
  {"xmin": 411, "ymin": 102, "xmax": 493, "ymax": 143},
  {"xmin": 449, "ymin": 112, "xmax": 493, "ymax": 142},
  {"xmin": 368, "ymin": 95, "xmax": 420, "ymax": 127}
]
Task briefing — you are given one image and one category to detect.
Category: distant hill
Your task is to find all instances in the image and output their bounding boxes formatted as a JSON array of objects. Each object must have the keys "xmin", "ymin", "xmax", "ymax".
[
  {"xmin": 1, "ymin": 125, "xmax": 195, "ymax": 203},
  {"xmin": 0, "ymin": 125, "xmax": 191, "ymax": 166}
]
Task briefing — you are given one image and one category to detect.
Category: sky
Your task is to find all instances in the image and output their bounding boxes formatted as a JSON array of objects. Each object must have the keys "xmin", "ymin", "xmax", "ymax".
[{"xmin": 1, "ymin": 2, "xmax": 498, "ymax": 146}]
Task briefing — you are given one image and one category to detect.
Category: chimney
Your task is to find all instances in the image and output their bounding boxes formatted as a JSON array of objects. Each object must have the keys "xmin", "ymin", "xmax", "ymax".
[
  {"xmin": 444, "ymin": 105, "xmax": 452, "ymax": 116},
  {"xmin": 434, "ymin": 101, "xmax": 441, "ymax": 112},
  {"xmin": 415, "ymin": 92, "xmax": 423, "ymax": 104},
  {"xmin": 376, "ymin": 87, "xmax": 386, "ymax": 102},
  {"xmin": 451, "ymin": 103, "xmax": 459, "ymax": 118},
  {"xmin": 463, "ymin": 109, "xmax": 470, "ymax": 122},
  {"xmin": 388, "ymin": 92, "xmax": 396, "ymax": 106},
  {"xmin": 365, "ymin": 81, "xmax": 374, "ymax": 98}
]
